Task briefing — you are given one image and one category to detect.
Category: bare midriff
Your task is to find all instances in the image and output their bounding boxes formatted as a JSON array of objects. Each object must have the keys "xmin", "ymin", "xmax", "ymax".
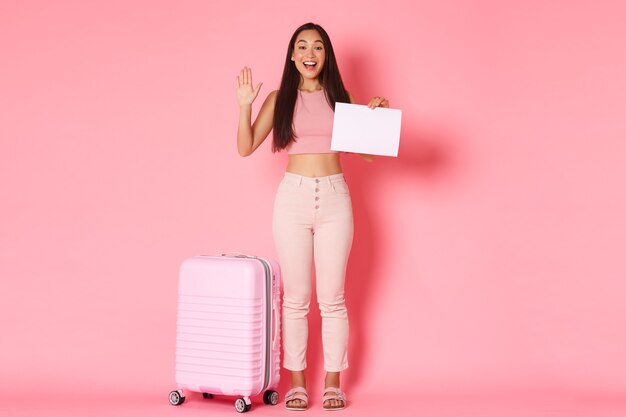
[{"xmin": 286, "ymin": 153, "xmax": 343, "ymax": 177}]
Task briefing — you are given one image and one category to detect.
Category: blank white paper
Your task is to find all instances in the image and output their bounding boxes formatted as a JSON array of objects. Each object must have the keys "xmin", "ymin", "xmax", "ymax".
[{"xmin": 331, "ymin": 102, "xmax": 402, "ymax": 157}]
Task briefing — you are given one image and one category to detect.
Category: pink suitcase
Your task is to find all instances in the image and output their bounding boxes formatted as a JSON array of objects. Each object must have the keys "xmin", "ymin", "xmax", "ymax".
[{"xmin": 168, "ymin": 254, "xmax": 281, "ymax": 413}]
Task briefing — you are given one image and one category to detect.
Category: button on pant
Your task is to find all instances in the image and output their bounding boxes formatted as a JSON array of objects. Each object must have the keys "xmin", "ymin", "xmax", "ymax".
[{"xmin": 272, "ymin": 172, "xmax": 353, "ymax": 372}]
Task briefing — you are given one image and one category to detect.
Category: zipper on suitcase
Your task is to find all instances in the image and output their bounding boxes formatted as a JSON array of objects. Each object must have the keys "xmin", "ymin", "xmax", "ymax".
[{"xmin": 255, "ymin": 257, "xmax": 273, "ymax": 394}]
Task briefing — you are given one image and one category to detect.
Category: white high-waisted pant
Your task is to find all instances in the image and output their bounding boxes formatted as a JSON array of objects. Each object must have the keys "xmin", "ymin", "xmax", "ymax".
[{"xmin": 272, "ymin": 172, "xmax": 353, "ymax": 372}]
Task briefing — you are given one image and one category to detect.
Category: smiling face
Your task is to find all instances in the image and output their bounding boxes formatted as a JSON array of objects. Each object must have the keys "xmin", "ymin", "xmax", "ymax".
[{"xmin": 291, "ymin": 29, "xmax": 326, "ymax": 85}]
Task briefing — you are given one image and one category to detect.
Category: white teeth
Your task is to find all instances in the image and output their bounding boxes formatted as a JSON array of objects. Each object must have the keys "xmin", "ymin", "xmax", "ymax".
[{"xmin": 304, "ymin": 61, "xmax": 316, "ymax": 65}]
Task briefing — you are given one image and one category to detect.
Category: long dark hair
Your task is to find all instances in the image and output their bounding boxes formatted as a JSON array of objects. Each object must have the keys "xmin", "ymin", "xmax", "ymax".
[{"xmin": 272, "ymin": 23, "xmax": 350, "ymax": 152}]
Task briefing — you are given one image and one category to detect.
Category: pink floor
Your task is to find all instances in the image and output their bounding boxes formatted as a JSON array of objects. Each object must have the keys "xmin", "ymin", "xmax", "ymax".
[{"xmin": 3, "ymin": 390, "xmax": 626, "ymax": 417}]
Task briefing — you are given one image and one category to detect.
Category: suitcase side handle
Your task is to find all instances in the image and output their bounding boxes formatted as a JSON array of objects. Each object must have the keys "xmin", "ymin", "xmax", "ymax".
[{"xmin": 272, "ymin": 299, "xmax": 280, "ymax": 351}]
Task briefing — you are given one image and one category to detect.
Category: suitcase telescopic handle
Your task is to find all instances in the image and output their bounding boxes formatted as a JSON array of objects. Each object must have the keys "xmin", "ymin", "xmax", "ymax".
[{"xmin": 219, "ymin": 252, "xmax": 256, "ymax": 258}]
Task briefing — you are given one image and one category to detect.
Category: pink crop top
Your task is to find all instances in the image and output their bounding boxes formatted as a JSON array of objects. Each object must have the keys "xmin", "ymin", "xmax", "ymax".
[{"xmin": 286, "ymin": 89, "xmax": 338, "ymax": 154}]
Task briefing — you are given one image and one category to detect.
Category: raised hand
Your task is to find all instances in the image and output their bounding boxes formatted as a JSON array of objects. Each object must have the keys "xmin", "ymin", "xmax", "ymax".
[
  {"xmin": 367, "ymin": 96, "xmax": 389, "ymax": 109},
  {"xmin": 236, "ymin": 67, "xmax": 263, "ymax": 107}
]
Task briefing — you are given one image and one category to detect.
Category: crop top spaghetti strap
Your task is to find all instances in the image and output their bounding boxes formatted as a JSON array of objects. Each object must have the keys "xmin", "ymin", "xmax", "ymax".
[{"xmin": 286, "ymin": 89, "xmax": 338, "ymax": 154}]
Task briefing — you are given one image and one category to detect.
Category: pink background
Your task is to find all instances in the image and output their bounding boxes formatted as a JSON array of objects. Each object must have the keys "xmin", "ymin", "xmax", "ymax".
[{"xmin": 1, "ymin": 1, "xmax": 626, "ymax": 416}]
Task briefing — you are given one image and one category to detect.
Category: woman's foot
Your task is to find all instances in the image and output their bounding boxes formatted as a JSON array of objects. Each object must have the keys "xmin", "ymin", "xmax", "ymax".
[
  {"xmin": 323, "ymin": 372, "xmax": 346, "ymax": 410},
  {"xmin": 322, "ymin": 387, "xmax": 346, "ymax": 410},
  {"xmin": 285, "ymin": 371, "xmax": 308, "ymax": 410},
  {"xmin": 285, "ymin": 387, "xmax": 308, "ymax": 411}
]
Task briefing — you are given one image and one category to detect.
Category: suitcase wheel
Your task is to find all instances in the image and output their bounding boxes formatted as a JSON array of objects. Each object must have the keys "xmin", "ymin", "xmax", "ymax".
[
  {"xmin": 263, "ymin": 390, "xmax": 279, "ymax": 405},
  {"xmin": 235, "ymin": 397, "xmax": 251, "ymax": 413},
  {"xmin": 168, "ymin": 390, "xmax": 185, "ymax": 406}
]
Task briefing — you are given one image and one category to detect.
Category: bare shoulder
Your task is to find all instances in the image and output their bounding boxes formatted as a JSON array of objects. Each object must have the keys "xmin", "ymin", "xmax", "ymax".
[
  {"xmin": 257, "ymin": 90, "xmax": 278, "ymax": 114},
  {"xmin": 260, "ymin": 90, "xmax": 278, "ymax": 108},
  {"xmin": 267, "ymin": 90, "xmax": 278, "ymax": 101}
]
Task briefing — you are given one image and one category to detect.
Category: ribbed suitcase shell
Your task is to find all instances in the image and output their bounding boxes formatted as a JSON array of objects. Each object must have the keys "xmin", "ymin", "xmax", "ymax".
[{"xmin": 173, "ymin": 254, "xmax": 281, "ymax": 407}]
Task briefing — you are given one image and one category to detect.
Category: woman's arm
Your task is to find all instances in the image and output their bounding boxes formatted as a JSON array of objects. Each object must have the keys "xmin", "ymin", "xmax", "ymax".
[{"xmin": 236, "ymin": 67, "xmax": 276, "ymax": 157}]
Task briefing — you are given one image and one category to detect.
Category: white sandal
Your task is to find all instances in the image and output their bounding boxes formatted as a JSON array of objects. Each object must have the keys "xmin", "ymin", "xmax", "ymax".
[
  {"xmin": 285, "ymin": 387, "xmax": 309, "ymax": 411},
  {"xmin": 322, "ymin": 387, "xmax": 346, "ymax": 411}
]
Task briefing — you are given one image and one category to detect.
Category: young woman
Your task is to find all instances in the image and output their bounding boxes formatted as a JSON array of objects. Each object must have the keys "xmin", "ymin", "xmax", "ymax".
[{"xmin": 236, "ymin": 22, "xmax": 388, "ymax": 411}]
